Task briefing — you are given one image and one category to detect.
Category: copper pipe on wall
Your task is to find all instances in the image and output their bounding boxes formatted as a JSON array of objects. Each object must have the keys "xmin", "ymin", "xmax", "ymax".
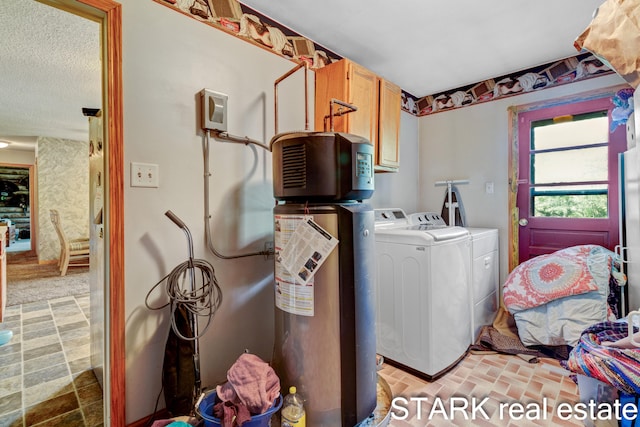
[
  {"xmin": 328, "ymin": 98, "xmax": 358, "ymax": 132},
  {"xmin": 274, "ymin": 61, "xmax": 309, "ymax": 135},
  {"xmin": 212, "ymin": 61, "xmax": 310, "ymax": 152}
]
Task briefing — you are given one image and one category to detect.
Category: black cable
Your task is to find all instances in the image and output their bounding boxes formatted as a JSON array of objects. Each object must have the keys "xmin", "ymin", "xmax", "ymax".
[{"xmin": 143, "ymin": 384, "xmax": 164, "ymax": 427}]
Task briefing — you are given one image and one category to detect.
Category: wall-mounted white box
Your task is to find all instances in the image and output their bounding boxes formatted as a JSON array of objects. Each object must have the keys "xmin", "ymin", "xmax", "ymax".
[{"xmin": 200, "ymin": 89, "xmax": 228, "ymax": 132}]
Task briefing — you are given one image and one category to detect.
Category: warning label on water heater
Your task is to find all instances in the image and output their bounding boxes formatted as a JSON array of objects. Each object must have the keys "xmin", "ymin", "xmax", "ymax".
[{"xmin": 274, "ymin": 214, "xmax": 339, "ymax": 316}]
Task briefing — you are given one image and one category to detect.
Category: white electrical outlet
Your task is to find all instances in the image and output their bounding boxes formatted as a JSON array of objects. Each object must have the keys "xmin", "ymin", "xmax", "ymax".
[{"xmin": 131, "ymin": 162, "xmax": 159, "ymax": 188}]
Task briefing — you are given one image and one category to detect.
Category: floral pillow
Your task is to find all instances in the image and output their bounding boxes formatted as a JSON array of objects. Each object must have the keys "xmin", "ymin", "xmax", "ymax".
[{"xmin": 503, "ymin": 245, "xmax": 612, "ymax": 313}]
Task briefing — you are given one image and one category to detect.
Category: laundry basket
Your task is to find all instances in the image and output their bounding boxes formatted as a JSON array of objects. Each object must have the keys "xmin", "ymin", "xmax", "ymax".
[
  {"xmin": 577, "ymin": 375, "xmax": 618, "ymax": 427},
  {"xmin": 196, "ymin": 391, "xmax": 282, "ymax": 427}
]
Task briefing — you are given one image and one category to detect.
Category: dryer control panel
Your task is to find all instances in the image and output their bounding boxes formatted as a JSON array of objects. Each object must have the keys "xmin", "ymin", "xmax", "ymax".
[
  {"xmin": 375, "ymin": 209, "xmax": 407, "ymax": 221},
  {"xmin": 374, "ymin": 208, "xmax": 410, "ymax": 229}
]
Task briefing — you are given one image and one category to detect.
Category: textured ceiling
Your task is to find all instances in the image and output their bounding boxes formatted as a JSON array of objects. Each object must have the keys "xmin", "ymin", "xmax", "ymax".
[
  {"xmin": 239, "ymin": 0, "xmax": 604, "ymax": 97},
  {"xmin": 0, "ymin": 0, "xmax": 101, "ymax": 151}
]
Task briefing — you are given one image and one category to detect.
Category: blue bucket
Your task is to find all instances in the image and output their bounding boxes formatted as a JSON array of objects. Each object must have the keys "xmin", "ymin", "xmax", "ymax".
[{"xmin": 197, "ymin": 391, "xmax": 282, "ymax": 427}]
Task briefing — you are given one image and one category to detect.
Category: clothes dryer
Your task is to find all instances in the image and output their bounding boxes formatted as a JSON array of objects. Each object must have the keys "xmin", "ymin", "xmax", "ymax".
[
  {"xmin": 374, "ymin": 208, "xmax": 471, "ymax": 380},
  {"xmin": 410, "ymin": 213, "xmax": 500, "ymax": 343},
  {"xmin": 465, "ymin": 227, "xmax": 499, "ymax": 342}
]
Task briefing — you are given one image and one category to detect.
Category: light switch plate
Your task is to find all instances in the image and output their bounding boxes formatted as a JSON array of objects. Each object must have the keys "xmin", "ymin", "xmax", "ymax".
[
  {"xmin": 485, "ymin": 181, "xmax": 494, "ymax": 194},
  {"xmin": 131, "ymin": 162, "xmax": 159, "ymax": 188}
]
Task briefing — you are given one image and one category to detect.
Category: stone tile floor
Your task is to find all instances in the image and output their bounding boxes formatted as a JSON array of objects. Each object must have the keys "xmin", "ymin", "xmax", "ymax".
[
  {"xmin": 0, "ymin": 295, "xmax": 103, "ymax": 427},
  {"xmin": 378, "ymin": 353, "xmax": 587, "ymax": 427}
]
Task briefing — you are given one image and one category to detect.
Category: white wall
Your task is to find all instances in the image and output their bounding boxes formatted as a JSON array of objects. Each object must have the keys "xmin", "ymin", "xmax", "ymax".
[
  {"xmin": 0, "ymin": 149, "xmax": 35, "ymax": 165},
  {"xmin": 119, "ymin": 1, "xmax": 351, "ymax": 423},
  {"xmin": 370, "ymin": 111, "xmax": 420, "ymax": 212},
  {"xmin": 418, "ymin": 73, "xmax": 627, "ymax": 284}
]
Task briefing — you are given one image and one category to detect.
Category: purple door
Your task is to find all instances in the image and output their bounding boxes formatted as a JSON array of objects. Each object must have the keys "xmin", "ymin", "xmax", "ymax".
[{"xmin": 517, "ymin": 96, "xmax": 627, "ymax": 263}]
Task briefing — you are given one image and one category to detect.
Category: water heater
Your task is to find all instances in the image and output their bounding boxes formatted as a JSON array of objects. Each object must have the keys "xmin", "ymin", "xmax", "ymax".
[
  {"xmin": 271, "ymin": 131, "xmax": 374, "ymax": 202},
  {"xmin": 271, "ymin": 132, "xmax": 377, "ymax": 426}
]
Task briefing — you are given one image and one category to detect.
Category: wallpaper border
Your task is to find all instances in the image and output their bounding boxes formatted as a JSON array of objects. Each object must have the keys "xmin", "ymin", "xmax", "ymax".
[{"xmin": 152, "ymin": 0, "xmax": 615, "ymax": 117}]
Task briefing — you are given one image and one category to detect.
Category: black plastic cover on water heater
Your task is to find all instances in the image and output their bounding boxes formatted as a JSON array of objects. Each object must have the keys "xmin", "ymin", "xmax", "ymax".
[{"xmin": 271, "ymin": 132, "xmax": 374, "ymax": 202}]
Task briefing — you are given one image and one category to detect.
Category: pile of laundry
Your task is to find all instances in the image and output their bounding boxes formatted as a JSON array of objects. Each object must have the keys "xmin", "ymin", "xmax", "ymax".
[
  {"xmin": 213, "ymin": 353, "xmax": 281, "ymax": 427},
  {"xmin": 563, "ymin": 321, "xmax": 640, "ymax": 394}
]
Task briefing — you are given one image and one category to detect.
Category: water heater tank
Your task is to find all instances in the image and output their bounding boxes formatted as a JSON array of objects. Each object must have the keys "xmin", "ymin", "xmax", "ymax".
[{"xmin": 271, "ymin": 132, "xmax": 374, "ymax": 202}]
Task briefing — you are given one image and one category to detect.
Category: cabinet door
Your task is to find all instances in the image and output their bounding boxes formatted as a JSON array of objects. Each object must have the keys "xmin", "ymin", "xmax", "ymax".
[
  {"xmin": 313, "ymin": 58, "xmax": 401, "ymax": 171},
  {"xmin": 314, "ymin": 59, "xmax": 349, "ymax": 132},
  {"xmin": 347, "ymin": 62, "xmax": 378, "ymax": 145},
  {"xmin": 377, "ymin": 79, "xmax": 401, "ymax": 169}
]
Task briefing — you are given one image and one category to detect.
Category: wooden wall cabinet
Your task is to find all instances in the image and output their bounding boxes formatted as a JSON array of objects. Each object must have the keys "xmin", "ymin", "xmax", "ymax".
[{"xmin": 314, "ymin": 59, "xmax": 401, "ymax": 172}]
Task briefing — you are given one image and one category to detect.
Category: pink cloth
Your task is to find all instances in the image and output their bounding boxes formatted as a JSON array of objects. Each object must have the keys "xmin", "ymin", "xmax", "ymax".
[
  {"xmin": 213, "ymin": 400, "xmax": 251, "ymax": 427},
  {"xmin": 216, "ymin": 353, "xmax": 280, "ymax": 415}
]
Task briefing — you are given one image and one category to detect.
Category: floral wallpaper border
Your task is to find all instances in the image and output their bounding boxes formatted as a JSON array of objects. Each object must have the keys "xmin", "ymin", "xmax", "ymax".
[
  {"xmin": 155, "ymin": 0, "xmax": 343, "ymax": 67},
  {"xmin": 154, "ymin": 0, "xmax": 615, "ymax": 117},
  {"xmin": 411, "ymin": 53, "xmax": 615, "ymax": 116}
]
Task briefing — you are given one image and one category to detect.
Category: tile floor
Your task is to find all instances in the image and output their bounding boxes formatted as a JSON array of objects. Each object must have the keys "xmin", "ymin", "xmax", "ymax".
[
  {"xmin": 0, "ymin": 294, "xmax": 104, "ymax": 427},
  {"xmin": 378, "ymin": 353, "xmax": 586, "ymax": 427},
  {"xmin": 0, "ymin": 294, "xmax": 591, "ymax": 427}
]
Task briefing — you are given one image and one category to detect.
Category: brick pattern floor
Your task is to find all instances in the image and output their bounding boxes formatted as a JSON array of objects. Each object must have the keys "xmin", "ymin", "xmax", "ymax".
[{"xmin": 378, "ymin": 352, "xmax": 587, "ymax": 427}]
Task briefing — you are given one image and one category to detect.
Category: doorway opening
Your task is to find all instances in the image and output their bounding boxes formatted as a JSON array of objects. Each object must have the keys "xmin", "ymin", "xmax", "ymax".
[
  {"xmin": 0, "ymin": 165, "xmax": 32, "ymax": 253},
  {"xmin": 1, "ymin": 0, "xmax": 124, "ymax": 425}
]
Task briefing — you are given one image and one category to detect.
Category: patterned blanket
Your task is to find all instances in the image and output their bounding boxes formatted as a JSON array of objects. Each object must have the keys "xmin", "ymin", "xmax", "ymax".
[{"xmin": 503, "ymin": 245, "xmax": 612, "ymax": 313}]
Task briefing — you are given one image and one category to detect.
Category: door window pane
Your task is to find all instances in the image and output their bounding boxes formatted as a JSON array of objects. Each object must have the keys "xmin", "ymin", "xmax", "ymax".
[
  {"xmin": 532, "ymin": 114, "xmax": 608, "ymax": 150},
  {"xmin": 532, "ymin": 146, "xmax": 608, "ymax": 184},
  {"xmin": 533, "ymin": 184, "xmax": 608, "ymax": 218},
  {"xmin": 533, "ymin": 191, "xmax": 608, "ymax": 218}
]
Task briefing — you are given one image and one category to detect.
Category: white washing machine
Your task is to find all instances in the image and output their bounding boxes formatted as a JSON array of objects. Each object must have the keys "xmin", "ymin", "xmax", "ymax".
[
  {"xmin": 410, "ymin": 213, "xmax": 500, "ymax": 343},
  {"xmin": 374, "ymin": 208, "xmax": 471, "ymax": 380}
]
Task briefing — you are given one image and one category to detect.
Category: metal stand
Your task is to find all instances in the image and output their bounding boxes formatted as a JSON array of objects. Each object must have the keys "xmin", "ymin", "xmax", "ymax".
[{"xmin": 435, "ymin": 179, "xmax": 469, "ymax": 226}]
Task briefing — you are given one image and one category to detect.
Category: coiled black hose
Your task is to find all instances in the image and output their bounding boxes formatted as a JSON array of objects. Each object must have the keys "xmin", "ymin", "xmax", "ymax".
[{"xmin": 145, "ymin": 257, "xmax": 222, "ymax": 341}]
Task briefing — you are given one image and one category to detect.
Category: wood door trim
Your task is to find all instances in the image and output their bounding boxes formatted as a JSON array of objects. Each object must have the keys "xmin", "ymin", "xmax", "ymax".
[{"xmin": 84, "ymin": 1, "xmax": 125, "ymax": 425}]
